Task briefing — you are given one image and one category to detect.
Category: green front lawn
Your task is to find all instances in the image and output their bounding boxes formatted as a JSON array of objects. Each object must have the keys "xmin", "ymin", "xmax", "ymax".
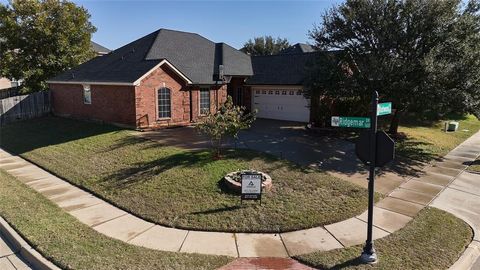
[
  {"xmin": 295, "ymin": 207, "xmax": 472, "ymax": 270},
  {"xmin": 0, "ymin": 169, "xmax": 232, "ymax": 270},
  {"xmin": 396, "ymin": 114, "xmax": 480, "ymax": 163},
  {"xmin": 0, "ymin": 117, "xmax": 371, "ymax": 233}
]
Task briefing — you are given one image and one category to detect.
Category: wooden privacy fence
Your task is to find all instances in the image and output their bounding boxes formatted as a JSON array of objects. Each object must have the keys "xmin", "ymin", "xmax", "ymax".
[
  {"xmin": 0, "ymin": 91, "xmax": 51, "ymax": 125},
  {"xmin": 0, "ymin": 87, "xmax": 21, "ymax": 99}
]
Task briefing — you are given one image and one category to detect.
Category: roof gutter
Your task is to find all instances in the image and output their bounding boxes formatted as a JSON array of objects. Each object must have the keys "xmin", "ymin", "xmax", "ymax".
[
  {"xmin": 47, "ymin": 59, "xmax": 194, "ymax": 87},
  {"xmin": 46, "ymin": 81, "xmax": 136, "ymax": 86}
]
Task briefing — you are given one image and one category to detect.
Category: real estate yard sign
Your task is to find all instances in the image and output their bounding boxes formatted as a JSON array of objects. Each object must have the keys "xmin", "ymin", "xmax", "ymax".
[{"xmin": 241, "ymin": 173, "xmax": 262, "ymax": 203}]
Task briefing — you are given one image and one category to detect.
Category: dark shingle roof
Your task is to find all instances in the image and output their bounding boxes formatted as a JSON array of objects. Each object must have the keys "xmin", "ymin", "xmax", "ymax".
[
  {"xmin": 247, "ymin": 52, "xmax": 317, "ymax": 85},
  {"xmin": 50, "ymin": 29, "xmax": 252, "ymax": 85},
  {"xmin": 51, "ymin": 32, "xmax": 161, "ymax": 83},
  {"xmin": 90, "ymin": 41, "xmax": 111, "ymax": 54},
  {"xmin": 279, "ymin": 43, "xmax": 315, "ymax": 54}
]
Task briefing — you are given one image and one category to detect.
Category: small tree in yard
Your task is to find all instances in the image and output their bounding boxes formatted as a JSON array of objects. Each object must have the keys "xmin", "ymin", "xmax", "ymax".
[{"xmin": 197, "ymin": 96, "xmax": 256, "ymax": 158}]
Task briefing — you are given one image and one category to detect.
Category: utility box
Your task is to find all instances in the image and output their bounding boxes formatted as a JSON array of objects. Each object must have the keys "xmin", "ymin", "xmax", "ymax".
[{"xmin": 447, "ymin": 121, "xmax": 459, "ymax": 132}]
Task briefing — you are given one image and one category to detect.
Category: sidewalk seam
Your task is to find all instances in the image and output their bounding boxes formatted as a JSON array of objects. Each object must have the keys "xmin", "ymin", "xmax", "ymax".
[
  {"xmin": 177, "ymin": 230, "xmax": 190, "ymax": 252},
  {"xmin": 446, "ymin": 186, "xmax": 480, "ymax": 198},
  {"xmin": 90, "ymin": 213, "xmax": 129, "ymax": 228},
  {"xmin": 278, "ymin": 233, "xmax": 291, "ymax": 258},
  {"xmin": 126, "ymin": 224, "xmax": 156, "ymax": 243}
]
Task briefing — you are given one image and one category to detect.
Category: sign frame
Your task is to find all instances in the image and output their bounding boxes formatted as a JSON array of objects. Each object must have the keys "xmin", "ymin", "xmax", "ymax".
[{"xmin": 240, "ymin": 172, "xmax": 263, "ymax": 204}]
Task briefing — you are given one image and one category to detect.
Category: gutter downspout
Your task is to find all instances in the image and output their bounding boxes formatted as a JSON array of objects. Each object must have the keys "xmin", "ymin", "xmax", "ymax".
[{"xmin": 189, "ymin": 88, "xmax": 193, "ymax": 122}]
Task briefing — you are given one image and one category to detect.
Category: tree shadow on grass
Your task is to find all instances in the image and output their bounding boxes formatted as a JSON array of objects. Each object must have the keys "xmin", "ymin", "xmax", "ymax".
[
  {"xmin": 100, "ymin": 150, "xmax": 215, "ymax": 188},
  {"xmin": 382, "ymin": 135, "xmax": 441, "ymax": 177},
  {"xmin": 0, "ymin": 116, "xmax": 119, "ymax": 155},
  {"xmin": 326, "ymin": 257, "xmax": 365, "ymax": 270},
  {"xmin": 316, "ymin": 133, "xmax": 439, "ymax": 179},
  {"xmin": 188, "ymin": 205, "xmax": 243, "ymax": 215},
  {"xmin": 99, "ymin": 140, "xmax": 282, "ymax": 189}
]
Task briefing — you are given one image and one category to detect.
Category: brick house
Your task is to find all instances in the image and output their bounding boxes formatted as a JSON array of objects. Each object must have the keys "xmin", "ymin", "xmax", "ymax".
[{"xmin": 48, "ymin": 29, "xmax": 316, "ymax": 128}]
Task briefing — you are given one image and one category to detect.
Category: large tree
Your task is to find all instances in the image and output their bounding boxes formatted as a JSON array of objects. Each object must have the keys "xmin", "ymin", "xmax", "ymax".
[
  {"xmin": 241, "ymin": 36, "xmax": 290, "ymax": 55},
  {"xmin": 0, "ymin": 0, "xmax": 96, "ymax": 92},
  {"xmin": 307, "ymin": 0, "xmax": 480, "ymax": 133}
]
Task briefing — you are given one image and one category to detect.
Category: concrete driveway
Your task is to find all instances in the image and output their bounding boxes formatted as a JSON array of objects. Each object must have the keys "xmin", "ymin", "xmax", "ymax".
[
  {"xmin": 234, "ymin": 119, "xmax": 359, "ymax": 169},
  {"xmin": 137, "ymin": 118, "xmax": 410, "ymax": 194},
  {"xmin": 138, "ymin": 119, "xmax": 359, "ymax": 170}
]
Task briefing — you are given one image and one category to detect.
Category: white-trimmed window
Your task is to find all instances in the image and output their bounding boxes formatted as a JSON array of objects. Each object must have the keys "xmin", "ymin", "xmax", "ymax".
[
  {"xmin": 199, "ymin": 87, "xmax": 210, "ymax": 115},
  {"xmin": 83, "ymin": 85, "xmax": 91, "ymax": 104},
  {"xmin": 158, "ymin": 87, "xmax": 171, "ymax": 118}
]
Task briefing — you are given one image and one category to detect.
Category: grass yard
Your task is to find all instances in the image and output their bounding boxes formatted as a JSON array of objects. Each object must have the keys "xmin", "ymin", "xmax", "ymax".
[
  {"xmin": 295, "ymin": 207, "xmax": 473, "ymax": 270},
  {"xmin": 0, "ymin": 117, "xmax": 371, "ymax": 233},
  {"xmin": 0, "ymin": 169, "xmax": 232, "ymax": 270},
  {"xmin": 396, "ymin": 114, "xmax": 480, "ymax": 163}
]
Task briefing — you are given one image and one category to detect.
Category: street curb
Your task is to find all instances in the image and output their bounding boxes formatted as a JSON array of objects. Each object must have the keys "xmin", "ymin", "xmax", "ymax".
[
  {"xmin": 0, "ymin": 216, "xmax": 61, "ymax": 270},
  {"xmin": 449, "ymin": 240, "xmax": 480, "ymax": 270}
]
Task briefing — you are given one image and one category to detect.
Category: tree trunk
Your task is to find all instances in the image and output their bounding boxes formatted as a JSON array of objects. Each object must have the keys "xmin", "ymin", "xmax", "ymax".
[{"xmin": 388, "ymin": 109, "xmax": 401, "ymax": 135}]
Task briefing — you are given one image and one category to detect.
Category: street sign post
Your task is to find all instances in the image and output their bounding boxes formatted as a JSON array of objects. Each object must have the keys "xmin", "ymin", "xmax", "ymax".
[
  {"xmin": 331, "ymin": 116, "xmax": 371, "ymax": 128},
  {"xmin": 241, "ymin": 173, "xmax": 262, "ymax": 204},
  {"xmin": 377, "ymin": 102, "xmax": 392, "ymax": 116},
  {"xmin": 360, "ymin": 91, "xmax": 379, "ymax": 264},
  {"xmin": 330, "ymin": 94, "xmax": 395, "ymax": 264}
]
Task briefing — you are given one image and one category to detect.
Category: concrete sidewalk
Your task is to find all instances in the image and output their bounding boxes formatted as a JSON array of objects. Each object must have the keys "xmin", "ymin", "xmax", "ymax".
[
  {"xmin": 429, "ymin": 133, "xmax": 480, "ymax": 269},
  {"xmin": 0, "ymin": 130, "xmax": 479, "ymax": 262},
  {"xmin": 0, "ymin": 233, "xmax": 32, "ymax": 270}
]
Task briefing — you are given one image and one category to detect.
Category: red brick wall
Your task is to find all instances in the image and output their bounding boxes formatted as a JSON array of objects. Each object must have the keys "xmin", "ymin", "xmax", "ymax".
[
  {"xmin": 190, "ymin": 85, "xmax": 227, "ymax": 123},
  {"xmin": 135, "ymin": 66, "xmax": 191, "ymax": 128},
  {"xmin": 50, "ymin": 83, "xmax": 136, "ymax": 127},
  {"xmin": 135, "ymin": 65, "xmax": 228, "ymax": 128},
  {"xmin": 50, "ymin": 65, "xmax": 228, "ymax": 129}
]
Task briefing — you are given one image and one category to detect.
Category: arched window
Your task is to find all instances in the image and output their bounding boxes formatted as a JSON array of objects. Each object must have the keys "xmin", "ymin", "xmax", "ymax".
[{"xmin": 158, "ymin": 87, "xmax": 171, "ymax": 118}]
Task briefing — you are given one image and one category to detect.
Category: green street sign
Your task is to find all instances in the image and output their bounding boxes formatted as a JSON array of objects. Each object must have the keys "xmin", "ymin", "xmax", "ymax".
[
  {"xmin": 377, "ymin": 102, "xmax": 392, "ymax": 116},
  {"xmin": 331, "ymin": 116, "xmax": 371, "ymax": 128}
]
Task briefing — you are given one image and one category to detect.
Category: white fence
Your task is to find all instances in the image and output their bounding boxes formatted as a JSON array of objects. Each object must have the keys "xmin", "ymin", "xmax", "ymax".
[{"xmin": 0, "ymin": 91, "xmax": 51, "ymax": 125}]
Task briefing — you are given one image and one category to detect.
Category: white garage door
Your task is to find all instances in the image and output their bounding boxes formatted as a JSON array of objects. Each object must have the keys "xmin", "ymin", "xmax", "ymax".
[{"xmin": 252, "ymin": 88, "xmax": 310, "ymax": 122}]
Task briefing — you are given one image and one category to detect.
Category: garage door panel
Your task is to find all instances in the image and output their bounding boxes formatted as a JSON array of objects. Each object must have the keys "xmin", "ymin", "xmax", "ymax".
[{"xmin": 252, "ymin": 89, "xmax": 310, "ymax": 122}]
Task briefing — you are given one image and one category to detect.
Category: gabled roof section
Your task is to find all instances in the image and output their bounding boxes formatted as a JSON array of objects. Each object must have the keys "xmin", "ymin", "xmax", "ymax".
[
  {"xmin": 247, "ymin": 52, "xmax": 318, "ymax": 85},
  {"xmin": 49, "ymin": 29, "xmax": 252, "ymax": 85},
  {"xmin": 49, "ymin": 31, "xmax": 162, "ymax": 84},
  {"xmin": 145, "ymin": 29, "xmax": 252, "ymax": 83},
  {"xmin": 279, "ymin": 43, "xmax": 315, "ymax": 55},
  {"xmin": 90, "ymin": 41, "xmax": 111, "ymax": 54},
  {"xmin": 220, "ymin": 43, "xmax": 253, "ymax": 77}
]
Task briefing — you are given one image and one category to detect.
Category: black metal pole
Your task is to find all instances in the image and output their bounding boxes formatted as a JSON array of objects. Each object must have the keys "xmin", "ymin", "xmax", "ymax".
[{"xmin": 361, "ymin": 90, "xmax": 379, "ymax": 263}]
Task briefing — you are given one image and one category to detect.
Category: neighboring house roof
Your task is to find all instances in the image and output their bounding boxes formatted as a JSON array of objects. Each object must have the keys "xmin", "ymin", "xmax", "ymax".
[
  {"xmin": 279, "ymin": 43, "xmax": 315, "ymax": 55},
  {"xmin": 247, "ymin": 52, "xmax": 318, "ymax": 85},
  {"xmin": 90, "ymin": 41, "xmax": 111, "ymax": 55},
  {"xmin": 49, "ymin": 29, "xmax": 253, "ymax": 85}
]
